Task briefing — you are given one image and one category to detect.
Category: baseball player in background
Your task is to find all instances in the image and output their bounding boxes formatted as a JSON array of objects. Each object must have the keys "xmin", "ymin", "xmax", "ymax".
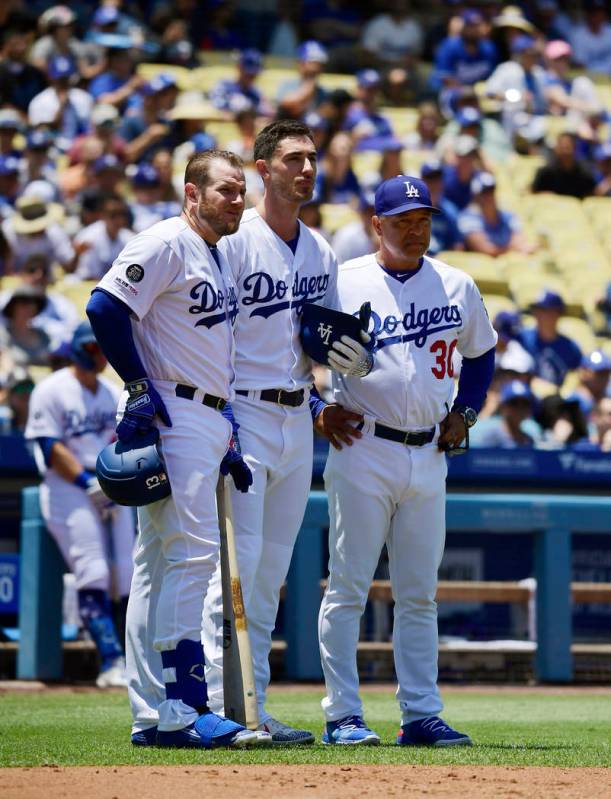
[
  {"xmin": 25, "ymin": 321, "xmax": 134, "ymax": 688},
  {"xmin": 201, "ymin": 120, "xmax": 373, "ymax": 744},
  {"xmin": 86, "ymin": 150, "xmax": 271, "ymax": 749},
  {"xmin": 318, "ymin": 175, "xmax": 497, "ymax": 746}
]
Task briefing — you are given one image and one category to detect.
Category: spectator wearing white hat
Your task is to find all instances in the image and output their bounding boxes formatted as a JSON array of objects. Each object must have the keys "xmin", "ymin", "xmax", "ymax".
[
  {"xmin": 277, "ymin": 40, "xmax": 329, "ymax": 118},
  {"xmin": 73, "ymin": 192, "xmax": 134, "ymax": 280},
  {"xmin": 30, "ymin": 5, "xmax": 100, "ymax": 80},
  {"xmin": 458, "ymin": 171, "xmax": 535, "ymax": 257}
]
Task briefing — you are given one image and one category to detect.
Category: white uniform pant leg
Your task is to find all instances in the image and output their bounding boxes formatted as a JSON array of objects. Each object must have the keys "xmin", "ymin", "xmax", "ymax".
[
  {"xmin": 109, "ymin": 506, "xmax": 136, "ymax": 598},
  {"xmin": 319, "ymin": 452, "xmax": 392, "ymax": 722},
  {"xmin": 126, "ymin": 507, "xmax": 165, "ymax": 734},
  {"xmin": 389, "ymin": 446, "xmax": 447, "ymax": 725}
]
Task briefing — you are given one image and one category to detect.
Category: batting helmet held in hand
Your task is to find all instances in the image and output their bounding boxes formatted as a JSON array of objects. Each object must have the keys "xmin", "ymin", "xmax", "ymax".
[
  {"xmin": 96, "ymin": 431, "xmax": 171, "ymax": 506},
  {"xmin": 300, "ymin": 301, "xmax": 372, "ymax": 366}
]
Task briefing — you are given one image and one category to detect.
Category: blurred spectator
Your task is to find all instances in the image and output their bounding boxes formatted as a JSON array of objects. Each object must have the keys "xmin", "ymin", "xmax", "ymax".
[
  {"xmin": 429, "ymin": 9, "xmax": 498, "ymax": 95},
  {"xmin": 21, "ymin": 130, "xmax": 59, "ymax": 190},
  {"xmin": 277, "ymin": 40, "xmax": 329, "ymax": 118},
  {"xmin": 574, "ymin": 350, "xmax": 611, "ymax": 407},
  {"xmin": 595, "ymin": 282, "xmax": 611, "ymax": 335},
  {"xmin": 0, "ymin": 367, "xmax": 34, "ymax": 433},
  {"xmin": 543, "ymin": 40, "xmax": 602, "ymax": 128},
  {"xmin": 470, "ymin": 379, "xmax": 542, "ymax": 448},
  {"xmin": 209, "ymin": 49, "xmax": 272, "ymax": 116},
  {"xmin": 485, "ymin": 35, "xmax": 547, "ymax": 143},
  {"xmin": 0, "ymin": 17, "xmax": 47, "ymax": 112},
  {"xmin": 28, "ymin": 56, "xmax": 94, "ymax": 152},
  {"xmin": 380, "ymin": 64, "xmax": 428, "ymax": 107},
  {"xmin": 537, "ymin": 394, "xmax": 591, "ymax": 448},
  {"xmin": 532, "ymin": 0, "xmax": 572, "ymax": 43},
  {"xmin": 441, "ymin": 134, "xmax": 482, "ymax": 210},
  {"xmin": 120, "ymin": 75, "xmax": 177, "ymax": 163},
  {"xmin": 532, "ymin": 131, "xmax": 596, "ymax": 198},
  {"xmin": 2, "ymin": 194, "xmax": 75, "ymax": 273},
  {"xmin": 127, "ymin": 162, "xmax": 180, "ymax": 233},
  {"xmin": 69, "ymin": 103, "xmax": 127, "ymax": 165},
  {"xmin": 30, "ymin": 5, "xmax": 100, "ymax": 81},
  {"xmin": 316, "ymin": 88, "xmax": 354, "ymax": 141},
  {"xmin": 88, "ymin": 45, "xmax": 143, "ymax": 109},
  {"xmin": 403, "ymin": 101, "xmax": 441, "ymax": 151},
  {"xmin": 590, "ymin": 397, "xmax": 611, "ymax": 451},
  {"xmin": 518, "ymin": 290, "xmax": 582, "ymax": 387},
  {"xmin": 0, "ymin": 108, "xmax": 24, "ymax": 157},
  {"xmin": 420, "ymin": 159, "xmax": 462, "ymax": 255},
  {"xmin": 200, "ymin": 0, "xmax": 243, "ymax": 51},
  {"xmin": 17, "ymin": 254, "xmax": 79, "ymax": 337},
  {"xmin": 303, "ymin": 111, "xmax": 329, "ymax": 153},
  {"xmin": 491, "ymin": 5, "xmax": 537, "ymax": 63},
  {"xmin": 155, "ymin": 16, "xmax": 198, "ymax": 67},
  {"xmin": 570, "ymin": 0, "xmax": 611, "ymax": 76},
  {"xmin": 343, "ymin": 69, "xmax": 400, "ymax": 153},
  {"xmin": 493, "ymin": 310, "xmax": 534, "ymax": 378},
  {"xmin": 298, "ymin": 197, "xmax": 327, "ymax": 239},
  {"xmin": 314, "ymin": 132, "xmax": 361, "ymax": 205},
  {"xmin": 73, "ymin": 192, "xmax": 134, "ymax": 280},
  {"xmin": 302, "ymin": 0, "xmax": 361, "ymax": 63},
  {"xmin": 91, "ymin": 154, "xmax": 125, "ymax": 195},
  {"xmin": 436, "ymin": 102, "xmax": 512, "ymax": 163},
  {"xmin": 59, "ymin": 137, "xmax": 104, "ymax": 201},
  {"xmin": 0, "ymin": 284, "xmax": 52, "ymax": 368},
  {"xmin": 458, "ymin": 171, "xmax": 535, "ymax": 256},
  {"xmin": 593, "ymin": 142, "xmax": 611, "ymax": 197},
  {"xmin": 360, "ymin": 0, "xmax": 424, "ymax": 68},
  {"xmin": 151, "ymin": 148, "xmax": 180, "ymax": 203},
  {"xmin": 0, "ymin": 154, "xmax": 21, "ymax": 218},
  {"xmin": 331, "ymin": 190, "xmax": 378, "ymax": 263}
]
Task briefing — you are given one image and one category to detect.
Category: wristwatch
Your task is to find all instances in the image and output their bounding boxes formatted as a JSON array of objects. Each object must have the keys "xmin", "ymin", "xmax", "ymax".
[{"xmin": 453, "ymin": 405, "xmax": 478, "ymax": 428}]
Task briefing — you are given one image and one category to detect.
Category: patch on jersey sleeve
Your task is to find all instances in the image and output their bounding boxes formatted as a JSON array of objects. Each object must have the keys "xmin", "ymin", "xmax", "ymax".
[{"xmin": 126, "ymin": 264, "xmax": 144, "ymax": 283}]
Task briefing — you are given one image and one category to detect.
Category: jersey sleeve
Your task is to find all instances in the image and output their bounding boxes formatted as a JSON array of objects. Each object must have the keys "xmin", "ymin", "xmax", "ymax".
[
  {"xmin": 24, "ymin": 384, "xmax": 63, "ymax": 441},
  {"xmin": 457, "ymin": 278, "xmax": 498, "ymax": 358},
  {"xmin": 97, "ymin": 233, "xmax": 179, "ymax": 321}
]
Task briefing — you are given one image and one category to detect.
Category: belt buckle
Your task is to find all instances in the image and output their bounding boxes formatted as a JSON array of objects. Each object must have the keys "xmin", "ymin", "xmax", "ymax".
[
  {"xmin": 276, "ymin": 390, "xmax": 285, "ymax": 405},
  {"xmin": 403, "ymin": 430, "xmax": 411, "ymax": 446},
  {"xmin": 216, "ymin": 397, "xmax": 225, "ymax": 411}
]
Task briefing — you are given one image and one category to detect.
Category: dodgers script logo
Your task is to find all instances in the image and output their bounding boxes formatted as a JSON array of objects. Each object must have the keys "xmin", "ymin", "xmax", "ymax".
[
  {"xmin": 63, "ymin": 409, "xmax": 116, "ymax": 438},
  {"xmin": 370, "ymin": 302, "xmax": 462, "ymax": 349},
  {"xmin": 241, "ymin": 270, "xmax": 329, "ymax": 318},
  {"xmin": 189, "ymin": 281, "xmax": 238, "ymax": 328}
]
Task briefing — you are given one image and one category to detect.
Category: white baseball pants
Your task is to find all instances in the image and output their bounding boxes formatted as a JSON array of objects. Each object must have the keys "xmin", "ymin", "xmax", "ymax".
[
  {"xmin": 319, "ymin": 425, "xmax": 447, "ymax": 726},
  {"xmin": 202, "ymin": 395, "xmax": 313, "ymax": 723}
]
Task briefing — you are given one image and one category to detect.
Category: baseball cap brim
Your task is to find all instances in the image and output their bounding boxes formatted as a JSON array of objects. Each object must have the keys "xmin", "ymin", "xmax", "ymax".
[{"xmin": 378, "ymin": 202, "xmax": 440, "ymax": 216}]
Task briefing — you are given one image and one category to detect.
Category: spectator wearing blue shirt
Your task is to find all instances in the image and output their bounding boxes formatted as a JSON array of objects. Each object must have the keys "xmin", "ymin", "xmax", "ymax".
[
  {"xmin": 314, "ymin": 132, "xmax": 361, "ymax": 205},
  {"xmin": 88, "ymin": 46, "xmax": 143, "ymax": 110},
  {"xmin": 518, "ymin": 291, "xmax": 582, "ymax": 387},
  {"xmin": 430, "ymin": 9, "xmax": 498, "ymax": 94},
  {"xmin": 593, "ymin": 142, "xmax": 611, "ymax": 197},
  {"xmin": 458, "ymin": 171, "xmax": 534, "ymax": 257},
  {"xmin": 470, "ymin": 380, "xmax": 542, "ymax": 448},
  {"xmin": 120, "ymin": 76, "xmax": 177, "ymax": 164},
  {"xmin": 420, "ymin": 159, "xmax": 462, "ymax": 255},
  {"xmin": 277, "ymin": 41, "xmax": 329, "ymax": 119},
  {"xmin": 343, "ymin": 69, "xmax": 401, "ymax": 153},
  {"xmin": 441, "ymin": 134, "xmax": 481, "ymax": 210},
  {"xmin": 209, "ymin": 49, "xmax": 272, "ymax": 116}
]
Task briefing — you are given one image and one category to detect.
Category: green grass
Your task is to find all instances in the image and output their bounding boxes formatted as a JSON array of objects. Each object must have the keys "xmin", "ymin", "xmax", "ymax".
[{"xmin": 1, "ymin": 689, "xmax": 610, "ymax": 768}]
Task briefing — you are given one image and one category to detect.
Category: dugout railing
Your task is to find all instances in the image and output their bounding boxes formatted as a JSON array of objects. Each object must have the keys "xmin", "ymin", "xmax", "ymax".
[{"xmin": 14, "ymin": 485, "xmax": 611, "ymax": 683}]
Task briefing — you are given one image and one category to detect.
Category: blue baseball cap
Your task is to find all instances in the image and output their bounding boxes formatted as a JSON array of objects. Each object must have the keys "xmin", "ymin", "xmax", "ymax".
[
  {"xmin": 141, "ymin": 74, "xmax": 177, "ymax": 96},
  {"xmin": 191, "ymin": 132, "xmax": 217, "ymax": 152},
  {"xmin": 374, "ymin": 175, "xmax": 439, "ymax": 217},
  {"xmin": 500, "ymin": 380, "xmax": 534, "ymax": 405},
  {"xmin": 93, "ymin": 6, "xmax": 119, "ymax": 26},
  {"xmin": 130, "ymin": 162, "xmax": 160, "ymax": 186},
  {"xmin": 494, "ymin": 310, "xmax": 521, "ymax": 340},
  {"xmin": 582, "ymin": 350, "xmax": 611, "ymax": 371},
  {"xmin": 530, "ymin": 289, "xmax": 565, "ymax": 311},
  {"xmin": 239, "ymin": 48, "xmax": 263, "ymax": 74},
  {"xmin": 0, "ymin": 154, "xmax": 20, "ymax": 175},
  {"xmin": 93, "ymin": 154, "xmax": 123, "ymax": 174},
  {"xmin": 511, "ymin": 34, "xmax": 537, "ymax": 54},
  {"xmin": 421, "ymin": 158, "xmax": 444, "ymax": 178},
  {"xmin": 26, "ymin": 129, "xmax": 53, "ymax": 149},
  {"xmin": 297, "ymin": 40, "xmax": 328, "ymax": 63},
  {"xmin": 357, "ymin": 69, "xmax": 381, "ymax": 88},
  {"xmin": 48, "ymin": 55, "xmax": 77, "ymax": 79},
  {"xmin": 456, "ymin": 106, "xmax": 482, "ymax": 127}
]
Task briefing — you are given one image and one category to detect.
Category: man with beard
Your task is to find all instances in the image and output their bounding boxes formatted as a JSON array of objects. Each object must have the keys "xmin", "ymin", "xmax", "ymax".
[
  {"xmin": 200, "ymin": 119, "xmax": 372, "ymax": 744},
  {"xmin": 86, "ymin": 150, "xmax": 272, "ymax": 749}
]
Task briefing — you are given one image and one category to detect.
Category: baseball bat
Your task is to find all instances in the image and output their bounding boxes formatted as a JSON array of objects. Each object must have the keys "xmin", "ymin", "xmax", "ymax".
[{"xmin": 216, "ymin": 476, "xmax": 259, "ymax": 730}]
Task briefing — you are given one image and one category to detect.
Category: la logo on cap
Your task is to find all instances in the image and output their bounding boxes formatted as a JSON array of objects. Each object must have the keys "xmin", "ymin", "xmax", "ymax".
[{"xmin": 404, "ymin": 180, "xmax": 420, "ymax": 198}]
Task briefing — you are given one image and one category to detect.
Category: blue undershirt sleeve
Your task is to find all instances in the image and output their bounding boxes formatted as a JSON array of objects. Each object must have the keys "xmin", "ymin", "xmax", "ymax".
[
  {"xmin": 36, "ymin": 437, "xmax": 58, "ymax": 468},
  {"xmin": 453, "ymin": 346, "xmax": 496, "ymax": 413},
  {"xmin": 86, "ymin": 289, "xmax": 147, "ymax": 384},
  {"xmin": 309, "ymin": 385, "xmax": 327, "ymax": 421}
]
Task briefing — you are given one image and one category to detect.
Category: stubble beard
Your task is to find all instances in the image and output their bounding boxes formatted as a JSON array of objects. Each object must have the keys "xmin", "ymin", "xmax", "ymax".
[{"xmin": 195, "ymin": 198, "xmax": 240, "ymax": 237}]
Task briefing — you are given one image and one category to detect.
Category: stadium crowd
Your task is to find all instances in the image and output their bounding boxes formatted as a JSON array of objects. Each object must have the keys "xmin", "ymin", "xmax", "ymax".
[{"xmin": 0, "ymin": 0, "xmax": 610, "ymax": 451}]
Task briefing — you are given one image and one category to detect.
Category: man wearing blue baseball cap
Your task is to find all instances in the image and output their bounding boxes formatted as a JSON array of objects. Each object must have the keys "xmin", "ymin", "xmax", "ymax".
[
  {"xmin": 209, "ymin": 49, "xmax": 271, "ymax": 117},
  {"xmin": 277, "ymin": 41, "xmax": 329, "ymax": 118},
  {"xmin": 469, "ymin": 379, "xmax": 542, "ymax": 448},
  {"xmin": 342, "ymin": 70, "xmax": 402, "ymax": 153},
  {"xmin": 318, "ymin": 172, "xmax": 497, "ymax": 746},
  {"xmin": 420, "ymin": 159, "xmax": 462, "ymax": 255}
]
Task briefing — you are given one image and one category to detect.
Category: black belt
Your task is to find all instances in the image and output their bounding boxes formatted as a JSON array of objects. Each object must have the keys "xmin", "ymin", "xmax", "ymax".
[
  {"xmin": 371, "ymin": 422, "xmax": 435, "ymax": 447},
  {"xmin": 235, "ymin": 388, "xmax": 305, "ymax": 407},
  {"xmin": 175, "ymin": 383, "xmax": 227, "ymax": 410}
]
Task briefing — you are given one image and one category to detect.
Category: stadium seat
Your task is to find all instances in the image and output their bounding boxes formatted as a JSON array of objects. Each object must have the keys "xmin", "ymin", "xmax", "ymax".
[
  {"xmin": 54, "ymin": 280, "xmax": 97, "ymax": 319},
  {"xmin": 320, "ymin": 203, "xmax": 359, "ymax": 235},
  {"xmin": 136, "ymin": 63, "xmax": 193, "ymax": 90},
  {"xmin": 557, "ymin": 317, "xmax": 598, "ymax": 353},
  {"xmin": 481, "ymin": 293, "xmax": 517, "ymax": 320},
  {"xmin": 436, "ymin": 251, "xmax": 510, "ymax": 296}
]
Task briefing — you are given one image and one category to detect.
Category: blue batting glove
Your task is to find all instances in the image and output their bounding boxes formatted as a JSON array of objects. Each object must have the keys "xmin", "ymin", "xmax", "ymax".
[
  {"xmin": 220, "ymin": 448, "xmax": 252, "ymax": 493},
  {"xmin": 116, "ymin": 378, "xmax": 172, "ymax": 443}
]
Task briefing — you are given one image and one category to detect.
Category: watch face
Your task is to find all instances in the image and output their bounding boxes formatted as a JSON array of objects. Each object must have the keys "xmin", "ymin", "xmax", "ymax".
[{"xmin": 464, "ymin": 407, "xmax": 478, "ymax": 427}]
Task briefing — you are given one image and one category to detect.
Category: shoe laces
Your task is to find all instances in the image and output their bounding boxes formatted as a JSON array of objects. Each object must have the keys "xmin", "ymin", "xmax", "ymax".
[
  {"xmin": 420, "ymin": 716, "xmax": 450, "ymax": 734},
  {"xmin": 337, "ymin": 715, "xmax": 367, "ymax": 731}
]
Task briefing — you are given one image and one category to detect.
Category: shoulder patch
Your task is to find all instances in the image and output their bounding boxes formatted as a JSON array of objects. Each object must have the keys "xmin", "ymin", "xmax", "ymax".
[{"xmin": 126, "ymin": 264, "xmax": 144, "ymax": 282}]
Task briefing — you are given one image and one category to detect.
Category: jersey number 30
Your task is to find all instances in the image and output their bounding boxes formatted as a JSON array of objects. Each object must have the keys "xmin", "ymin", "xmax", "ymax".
[{"xmin": 430, "ymin": 338, "xmax": 457, "ymax": 379}]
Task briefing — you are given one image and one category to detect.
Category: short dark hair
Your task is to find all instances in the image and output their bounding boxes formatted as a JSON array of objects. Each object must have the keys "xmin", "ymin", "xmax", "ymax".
[
  {"xmin": 254, "ymin": 120, "xmax": 314, "ymax": 162},
  {"xmin": 184, "ymin": 149, "xmax": 244, "ymax": 189}
]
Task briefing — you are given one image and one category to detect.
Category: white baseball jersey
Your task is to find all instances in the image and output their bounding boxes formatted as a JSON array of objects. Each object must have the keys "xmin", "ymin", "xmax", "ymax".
[
  {"xmin": 332, "ymin": 254, "xmax": 497, "ymax": 429},
  {"xmin": 25, "ymin": 367, "xmax": 121, "ymax": 479},
  {"xmin": 98, "ymin": 217, "xmax": 238, "ymax": 397},
  {"xmin": 219, "ymin": 208, "xmax": 338, "ymax": 391}
]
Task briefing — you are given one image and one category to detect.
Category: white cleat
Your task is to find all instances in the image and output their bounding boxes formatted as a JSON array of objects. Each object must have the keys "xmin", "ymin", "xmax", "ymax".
[
  {"xmin": 230, "ymin": 728, "xmax": 273, "ymax": 748},
  {"xmin": 96, "ymin": 657, "xmax": 127, "ymax": 688}
]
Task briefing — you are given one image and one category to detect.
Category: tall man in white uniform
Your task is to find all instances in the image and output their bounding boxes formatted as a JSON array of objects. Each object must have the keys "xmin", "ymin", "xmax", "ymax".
[
  {"xmin": 318, "ymin": 175, "xmax": 497, "ymax": 746},
  {"xmin": 202, "ymin": 120, "xmax": 373, "ymax": 744},
  {"xmin": 87, "ymin": 151, "xmax": 271, "ymax": 749},
  {"xmin": 25, "ymin": 321, "xmax": 134, "ymax": 688}
]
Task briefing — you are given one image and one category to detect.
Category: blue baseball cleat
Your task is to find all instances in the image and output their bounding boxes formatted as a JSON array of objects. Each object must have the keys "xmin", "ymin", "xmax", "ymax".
[
  {"xmin": 131, "ymin": 726, "xmax": 158, "ymax": 746},
  {"xmin": 322, "ymin": 715, "xmax": 380, "ymax": 745},
  {"xmin": 397, "ymin": 716, "xmax": 472, "ymax": 747},
  {"xmin": 156, "ymin": 712, "xmax": 272, "ymax": 749}
]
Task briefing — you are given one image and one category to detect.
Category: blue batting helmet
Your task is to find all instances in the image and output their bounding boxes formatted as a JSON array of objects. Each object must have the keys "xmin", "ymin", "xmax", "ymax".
[
  {"xmin": 300, "ymin": 302, "xmax": 371, "ymax": 366},
  {"xmin": 96, "ymin": 432, "xmax": 171, "ymax": 507},
  {"xmin": 70, "ymin": 320, "xmax": 98, "ymax": 370}
]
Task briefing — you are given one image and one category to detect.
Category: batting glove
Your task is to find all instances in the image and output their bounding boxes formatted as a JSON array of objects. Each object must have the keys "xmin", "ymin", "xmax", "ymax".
[
  {"xmin": 82, "ymin": 472, "xmax": 115, "ymax": 518},
  {"xmin": 328, "ymin": 331, "xmax": 374, "ymax": 377},
  {"xmin": 220, "ymin": 448, "xmax": 253, "ymax": 493},
  {"xmin": 116, "ymin": 378, "xmax": 172, "ymax": 443}
]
